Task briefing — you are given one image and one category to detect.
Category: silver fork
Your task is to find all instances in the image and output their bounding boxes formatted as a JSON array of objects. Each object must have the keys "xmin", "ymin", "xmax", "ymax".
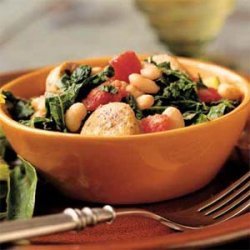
[{"xmin": 0, "ymin": 171, "xmax": 249, "ymax": 244}]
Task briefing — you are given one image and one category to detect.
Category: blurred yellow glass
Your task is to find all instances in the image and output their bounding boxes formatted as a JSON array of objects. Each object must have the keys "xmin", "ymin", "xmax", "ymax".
[{"xmin": 135, "ymin": 0, "xmax": 235, "ymax": 56}]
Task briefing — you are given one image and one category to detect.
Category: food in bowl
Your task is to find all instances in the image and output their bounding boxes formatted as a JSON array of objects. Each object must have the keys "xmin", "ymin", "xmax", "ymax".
[
  {"xmin": 0, "ymin": 53, "xmax": 249, "ymax": 204},
  {"xmin": 1, "ymin": 51, "xmax": 242, "ymax": 136}
]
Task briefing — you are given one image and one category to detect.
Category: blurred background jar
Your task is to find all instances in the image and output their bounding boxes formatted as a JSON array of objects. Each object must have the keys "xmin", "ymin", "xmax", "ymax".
[
  {"xmin": 0, "ymin": 0, "xmax": 249, "ymax": 73},
  {"xmin": 135, "ymin": 0, "xmax": 236, "ymax": 57}
]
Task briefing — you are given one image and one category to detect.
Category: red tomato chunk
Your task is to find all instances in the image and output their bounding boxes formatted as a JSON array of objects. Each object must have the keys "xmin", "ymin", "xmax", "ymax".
[
  {"xmin": 198, "ymin": 88, "xmax": 221, "ymax": 102},
  {"xmin": 110, "ymin": 51, "xmax": 141, "ymax": 82},
  {"xmin": 83, "ymin": 80, "xmax": 128, "ymax": 111},
  {"xmin": 140, "ymin": 114, "xmax": 171, "ymax": 133}
]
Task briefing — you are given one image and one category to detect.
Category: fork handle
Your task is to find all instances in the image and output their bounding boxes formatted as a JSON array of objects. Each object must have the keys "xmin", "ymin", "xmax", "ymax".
[{"xmin": 0, "ymin": 206, "xmax": 116, "ymax": 244}]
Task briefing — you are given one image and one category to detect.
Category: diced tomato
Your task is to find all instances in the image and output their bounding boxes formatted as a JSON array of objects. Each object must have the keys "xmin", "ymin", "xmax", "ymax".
[
  {"xmin": 110, "ymin": 51, "xmax": 141, "ymax": 82},
  {"xmin": 83, "ymin": 80, "xmax": 128, "ymax": 111},
  {"xmin": 140, "ymin": 114, "xmax": 171, "ymax": 133},
  {"xmin": 198, "ymin": 88, "xmax": 221, "ymax": 102}
]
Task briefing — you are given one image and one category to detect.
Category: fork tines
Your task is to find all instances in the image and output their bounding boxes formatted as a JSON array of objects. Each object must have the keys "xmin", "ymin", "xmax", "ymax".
[{"xmin": 198, "ymin": 172, "xmax": 250, "ymax": 220}]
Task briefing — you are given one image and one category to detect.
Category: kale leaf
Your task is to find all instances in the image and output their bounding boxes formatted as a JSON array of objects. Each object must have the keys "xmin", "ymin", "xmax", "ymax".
[
  {"xmin": 153, "ymin": 62, "xmax": 198, "ymax": 109},
  {"xmin": 3, "ymin": 65, "xmax": 114, "ymax": 132},
  {"xmin": 70, "ymin": 65, "xmax": 92, "ymax": 84},
  {"xmin": 146, "ymin": 62, "xmax": 199, "ymax": 118},
  {"xmin": 0, "ymin": 128, "xmax": 37, "ymax": 221},
  {"xmin": 45, "ymin": 89, "xmax": 80, "ymax": 132},
  {"xmin": 161, "ymin": 80, "xmax": 198, "ymax": 102},
  {"xmin": 156, "ymin": 62, "xmax": 196, "ymax": 88},
  {"xmin": 45, "ymin": 65, "xmax": 92, "ymax": 132},
  {"xmin": 76, "ymin": 65, "xmax": 114, "ymax": 99},
  {"xmin": 45, "ymin": 65, "xmax": 114, "ymax": 131},
  {"xmin": 195, "ymin": 113, "xmax": 210, "ymax": 124},
  {"xmin": 124, "ymin": 95, "xmax": 143, "ymax": 120},
  {"xmin": 3, "ymin": 91, "xmax": 34, "ymax": 121},
  {"xmin": 207, "ymin": 100, "xmax": 238, "ymax": 120},
  {"xmin": 182, "ymin": 99, "xmax": 239, "ymax": 125},
  {"xmin": 99, "ymin": 85, "xmax": 118, "ymax": 94},
  {"xmin": 6, "ymin": 157, "xmax": 37, "ymax": 220},
  {"xmin": 142, "ymin": 62, "xmax": 239, "ymax": 126},
  {"xmin": 61, "ymin": 65, "xmax": 92, "ymax": 90},
  {"xmin": 20, "ymin": 117, "xmax": 56, "ymax": 131}
]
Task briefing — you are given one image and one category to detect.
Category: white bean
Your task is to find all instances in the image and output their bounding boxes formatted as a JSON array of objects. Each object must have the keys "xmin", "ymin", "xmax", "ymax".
[
  {"xmin": 126, "ymin": 84, "xmax": 143, "ymax": 98},
  {"xmin": 65, "ymin": 103, "xmax": 87, "ymax": 132},
  {"xmin": 162, "ymin": 107, "xmax": 185, "ymax": 129},
  {"xmin": 218, "ymin": 83, "xmax": 242, "ymax": 100},
  {"xmin": 129, "ymin": 73, "xmax": 160, "ymax": 94},
  {"xmin": 136, "ymin": 95, "xmax": 154, "ymax": 110},
  {"xmin": 140, "ymin": 63, "xmax": 162, "ymax": 80}
]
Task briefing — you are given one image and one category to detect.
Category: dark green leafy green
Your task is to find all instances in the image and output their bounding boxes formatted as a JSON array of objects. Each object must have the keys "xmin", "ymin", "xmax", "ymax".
[
  {"xmin": 2, "ymin": 59, "xmax": 240, "ymax": 131},
  {"xmin": 45, "ymin": 82, "xmax": 85, "ymax": 131},
  {"xmin": 0, "ymin": 128, "xmax": 37, "ymax": 220},
  {"xmin": 2, "ymin": 65, "xmax": 114, "ymax": 132},
  {"xmin": 182, "ymin": 110, "xmax": 206, "ymax": 125},
  {"xmin": 20, "ymin": 117, "xmax": 55, "ymax": 131},
  {"xmin": 61, "ymin": 65, "xmax": 92, "ymax": 89},
  {"xmin": 181, "ymin": 99, "xmax": 238, "ymax": 125},
  {"xmin": 124, "ymin": 95, "xmax": 143, "ymax": 120},
  {"xmin": 45, "ymin": 94, "xmax": 67, "ymax": 132},
  {"xmin": 207, "ymin": 100, "xmax": 238, "ymax": 120},
  {"xmin": 152, "ymin": 62, "xmax": 199, "ymax": 114},
  {"xmin": 76, "ymin": 65, "xmax": 114, "ymax": 99},
  {"xmin": 160, "ymin": 80, "xmax": 198, "ymax": 102},
  {"xmin": 44, "ymin": 65, "xmax": 114, "ymax": 132},
  {"xmin": 70, "ymin": 65, "xmax": 92, "ymax": 84},
  {"xmin": 3, "ymin": 91, "xmax": 34, "ymax": 121},
  {"xmin": 156, "ymin": 62, "xmax": 196, "ymax": 88},
  {"xmin": 99, "ymin": 85, "xmax": 118, "ymax": 94},
  {"xmin": 6, "ymin": 157, "xmax": 37, "ymax": 220},
  {"xmin": 195, "ymin": 113, "xmax": 210, "ymax": 124},
  {"xmin": 61, "ymin": 65, "xmax": 114, "ymax": 95},
  {"xmin": 142, "ymin": 61, "xmax": 239, "ymax": 125},
  {"xmin": 142, "ymin": 61, "xmax": 200, "ymax": 119}
]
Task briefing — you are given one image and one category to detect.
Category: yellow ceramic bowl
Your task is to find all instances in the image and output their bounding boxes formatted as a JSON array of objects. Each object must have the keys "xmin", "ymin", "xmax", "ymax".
[{"xmin": 0, "ymin": 57, "xmax": 249, "ymax": 204}]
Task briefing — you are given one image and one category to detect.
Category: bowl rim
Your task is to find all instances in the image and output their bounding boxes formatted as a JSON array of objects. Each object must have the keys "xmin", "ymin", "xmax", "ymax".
[{"xmin": 0, "ymin": 56, "xmax": 249, "ymax": 141}]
